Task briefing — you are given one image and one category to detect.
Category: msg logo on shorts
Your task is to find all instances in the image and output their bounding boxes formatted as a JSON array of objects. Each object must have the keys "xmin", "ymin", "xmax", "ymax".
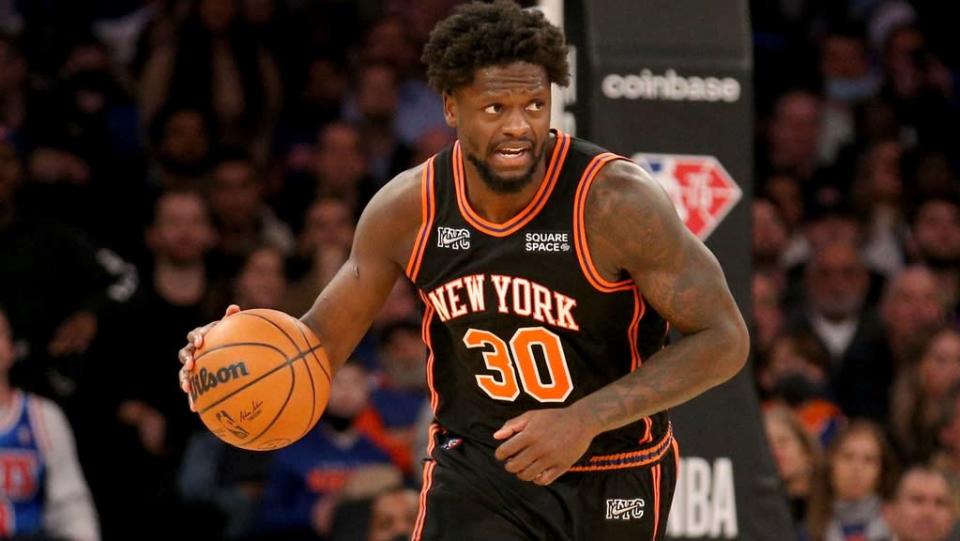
[{"xmin": 606, "ymin": 498, "xmax": 645, "ymax": 520}]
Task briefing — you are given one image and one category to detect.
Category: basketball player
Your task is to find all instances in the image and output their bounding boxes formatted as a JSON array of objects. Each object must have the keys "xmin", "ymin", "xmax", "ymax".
[{"xmin": 179, "ymin": 2, "xmax": 749, "ymax": 539}]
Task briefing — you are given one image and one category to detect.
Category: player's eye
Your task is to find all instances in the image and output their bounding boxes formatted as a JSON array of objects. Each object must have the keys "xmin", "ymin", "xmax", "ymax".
[
  {"xmin": 483, "ymin": 104, "xmax": 502, "ymax": 114},
  {"xmin": 526, "ymin": 101, "xmax": 545, "ymax": 112}
]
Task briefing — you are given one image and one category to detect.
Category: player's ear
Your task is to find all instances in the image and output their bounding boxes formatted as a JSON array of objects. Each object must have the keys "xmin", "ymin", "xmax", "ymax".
[{"xmin": 442, "ymin": 92, "xmax": 457, "ymax": 128}]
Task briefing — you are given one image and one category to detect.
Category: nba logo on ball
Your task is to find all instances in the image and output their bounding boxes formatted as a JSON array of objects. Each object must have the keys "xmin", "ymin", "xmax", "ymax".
[{"xmin": 189, "ymin": 309, "xmax": 332, "ymax": 451}]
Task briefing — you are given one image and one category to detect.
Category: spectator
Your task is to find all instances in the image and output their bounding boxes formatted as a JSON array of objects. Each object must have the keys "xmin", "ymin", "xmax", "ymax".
[
  {"xmin": 329, "ymin": 486, "xmax": 419, "ymax": 541},
  {"xmin": 807, "ymin": 421, "xmax": 897, "ymax": 541},
  {"xmin": 273, "ymin": 54, "xmax": 348, "ymax": 156},
  {"xmin": 878, "ymin": 266, "xmax": 946, "ymax": 366},
  {"xmin": 177, "ymin": 244, "xmax": 289, "ymax": 539},
  {"xmin": 890, "ymin": 326, "xmax": 960, "ymax": 462},
  {"xmin": 765, "ymin": 406, "xmax": 821, "ymax": 537},
  {"xmin": 362, "ymin": 319, "xmax": 427, "ymax": 475},
  {"xmin": 832, "ymin": 265, "xmax": 943, "ymax": 420},
  {"xmin": 879, "ymin": 25, "xmax": 959, "ymax": 153},
  {"xmin": 793, "ymin": 241, "xmax": 875, "ymax": 364},
  {"xmin": 347, "ymin": 61, "xmax": 413, "ymax": 187},
  {"xmin": 852, "ymin": 140, "xmax": 907, "ymax": 277},
  {"xmin": 0, "ymin": 129, "xmax": 135, "ymax": 405},
  {"xmin": 258, "ymin": 362, "xmax": 395, "ymax": 539},
  {"xmin": 359, "ymin": 15, "xmax": 448, "ymax": 146},
  {"xmin": 273, "ymin": 122, "xmax": 374, "ymax": 230},
  {"xmin": 100, "ymin": 190, "xmax": 216, "ymax": 539},
  {"xmin": 753, "ymin": 198, "xmax": 790, "ymax": 277},
  {"xmin": 883, "ymin": 465, "xmax": 958, "ymax": 541},
  {"xmin": 231, "ymin": 243, "xmax": 287, "ymax": 310},
  {"xmin": 758, "ymin": 331, "xmax": 843, "ymax": 446},
  {"xmin": 752, "ymin": 272, "xmax": 786, "ymax": 360},
  {"xmin": 0, "ymin": 307, "xmax": 100, "ymax": 541},
  {"xmin": 284, "ymin": 197, "xmax": 355, "ymax": 317},
  {"xmin": 907, "ymin": 195, "xmax": 960, "ymax": 315},
  {"xmin": 365, "ymin": 487, "xmax": 419, "ymax": 541},
  {"xmin": 205, "ymin": 147, "xmax": 294, "ymax": 277},
  {"xmin": 139, "ymin": 0, "xmax": 282, "ymax": 158},
  {"xmin": 147, "ymin": 106, "xmax": 214, "ymax": 191},
  {"xmin": 762, "ymin": 89, "xmax": 823, "ymax": 183}
]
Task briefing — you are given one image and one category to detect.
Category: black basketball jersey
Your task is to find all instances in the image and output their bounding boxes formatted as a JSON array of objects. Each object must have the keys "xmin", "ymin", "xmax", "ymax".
[{"xmin": 405, "ymin": 130, "xmax": 672, "ymax": 465}]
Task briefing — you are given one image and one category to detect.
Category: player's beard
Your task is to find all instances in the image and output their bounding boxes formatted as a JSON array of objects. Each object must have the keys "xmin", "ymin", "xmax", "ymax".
[{"xmin": 466, "ymin": 145, "xmax": 545, "ymax": 194}]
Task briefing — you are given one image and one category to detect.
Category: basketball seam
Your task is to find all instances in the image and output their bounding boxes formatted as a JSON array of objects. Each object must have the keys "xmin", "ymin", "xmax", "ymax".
[
  {"xmin": 245, "ymin": 350, "xmax": 298, "ymax": 447},
  {"xmin": 196, "ymin": 343, "xmax": 324, "ymax": 415},
  {"xmin": 235, "ymin": 312, "xmax": 315, "ymax": 447},
  {"xmin": 295, "ymin": 325, "xmax": 323, "ymax": 441},
  {"xmin": 194, "ymin": 341, "xmax": 288, "ymax": 361}
]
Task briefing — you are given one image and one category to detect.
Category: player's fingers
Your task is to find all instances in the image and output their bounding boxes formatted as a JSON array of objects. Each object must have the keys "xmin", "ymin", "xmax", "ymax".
[
  {"xmin": 513, "ymin": 455, "xmax": 546, "ymax": 481},
  {"xmin": 503, "ymin": 446, "xmax": 540, "ymax": 475},
  {"xmin": 178, "ymin": 346, "xmax": 195, "ymax": 370},
  {"xmin": 533, "ymin": 467, "xmax": 558, "ymax": 486},
  {"xmin": 186, "ymin": 327, "xmax": 206, "ymax": 350},
  {"xmin": 178, "ymin": 367, "xmax": 190, "ymax": 392},
  {"xmin": 494, "ymin": 431, "xmax": 530, "ymax": 462},
  {"xmin": 224, "ymin": 304, "xmax": 241, "ymax": 317},
  {"xmin": 493, "ymin": 415, "xmax": 529, "ymax": 441}
]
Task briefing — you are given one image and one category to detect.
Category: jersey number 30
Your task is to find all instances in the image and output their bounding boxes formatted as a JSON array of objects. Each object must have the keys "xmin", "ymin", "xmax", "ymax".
[{"xmin": 463, "ymin": 327, "xmax": 573, "ymax": 403}]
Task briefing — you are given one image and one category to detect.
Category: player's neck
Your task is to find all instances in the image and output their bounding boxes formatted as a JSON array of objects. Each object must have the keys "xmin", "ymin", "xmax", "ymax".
[{"xmin": 462, "ymin": 135, "xmax": 554, "ymax": 224}]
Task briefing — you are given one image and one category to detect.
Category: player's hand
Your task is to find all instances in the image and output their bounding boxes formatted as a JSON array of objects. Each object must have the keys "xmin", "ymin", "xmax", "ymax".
[
  {"xmin": 178, "ymin": 304, "xmax": 241, "ymax": 411},
  {"xmin": 493, "ymin": 407, "xmax": 599, "ymax": 486},
  {"xmin": 48, "ymin": 311, "xmax": 97, "ymax": 357}
]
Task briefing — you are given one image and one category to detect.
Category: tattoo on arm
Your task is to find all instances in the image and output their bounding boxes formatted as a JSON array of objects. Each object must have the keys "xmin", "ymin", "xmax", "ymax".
[{"xmin": 573, "ymin": 161, "xmax": 748, "ymax": 435}]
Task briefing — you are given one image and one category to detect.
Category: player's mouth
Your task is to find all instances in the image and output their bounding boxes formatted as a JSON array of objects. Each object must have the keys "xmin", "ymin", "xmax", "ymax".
[{"xmin": 490, "ymin": 142, "xmax": 534, "ymax": 170}]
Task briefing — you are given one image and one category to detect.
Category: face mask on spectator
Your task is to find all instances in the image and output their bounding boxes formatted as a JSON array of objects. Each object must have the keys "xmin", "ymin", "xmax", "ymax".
[{"xmin": 825, "ymin": 76, "xmax": 877, "ymax": 103}]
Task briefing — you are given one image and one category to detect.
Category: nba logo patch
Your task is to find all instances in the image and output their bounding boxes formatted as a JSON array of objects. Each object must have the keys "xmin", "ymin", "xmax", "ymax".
[{"xmin": 440, "ymin": 437, "xmax": 462, "ymax": 450}]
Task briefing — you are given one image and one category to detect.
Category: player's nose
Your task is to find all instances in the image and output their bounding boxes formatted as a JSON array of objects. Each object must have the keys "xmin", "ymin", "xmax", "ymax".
[{"xmin": 501, "ymin": 107, "xmax": 531, "ymax": 138}]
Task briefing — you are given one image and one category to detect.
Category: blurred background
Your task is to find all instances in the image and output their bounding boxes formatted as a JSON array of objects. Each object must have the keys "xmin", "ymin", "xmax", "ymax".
[{"xmin": 0, "ymin": 0, "xmax": 957, "ymax": 540}]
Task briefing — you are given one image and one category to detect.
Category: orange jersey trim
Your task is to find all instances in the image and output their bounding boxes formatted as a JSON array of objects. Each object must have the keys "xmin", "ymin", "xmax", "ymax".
[
  {"xmin": 405, "ymin": 158, "xmax": 437, "ymax": 282},
  {"xmin": 651, "ymin": 463, "xmax": 662, "ymax": 539},
  {"xmin": 568, "ymin": 423, "xmax": 673, "ymax": 472},
  {"xmin": 452, "ymin": 132, "xmax": 571, "ymax": 237},
  {"xmin": 639, "ymin": 417, "xmax": 654, "ymax": 445},
  {"xmin": 629, "ymin": 286, "xmax": 646, "ymax": 371},
  {"xmin": 412, "ymin": 423, "xmax": 440, "ymax": 541},
  {"xmin": 672, "ymin": 436, "xmax": 681, "ymax": 478},
  {"xmin": 419, "ymin": 291, "xmax": 439, "ymax": 414},
  {"xmin": 573, "ymin": 153, "xmax": 635, "ymax": 293}
]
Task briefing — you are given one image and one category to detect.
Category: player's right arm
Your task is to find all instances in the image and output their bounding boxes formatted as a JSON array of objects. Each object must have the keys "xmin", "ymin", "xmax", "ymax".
[
  {"xmin": 177, "ymin": 165, "xmax": 424, "ymax": 400},
  {"xmin": 298, "ymin": 169, "xmax": 424, "ymax": 371}
]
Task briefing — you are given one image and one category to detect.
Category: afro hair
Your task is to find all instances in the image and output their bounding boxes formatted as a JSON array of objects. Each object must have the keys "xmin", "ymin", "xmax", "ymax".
[{"xmin": 421, "ymin": 0, "xmax": 569, "ymax": 94}]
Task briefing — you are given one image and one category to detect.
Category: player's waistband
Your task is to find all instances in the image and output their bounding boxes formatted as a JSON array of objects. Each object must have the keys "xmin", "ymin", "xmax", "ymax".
[{"xmin": 568, "ymin": 422, "xmax": 674, "ymax": 472}]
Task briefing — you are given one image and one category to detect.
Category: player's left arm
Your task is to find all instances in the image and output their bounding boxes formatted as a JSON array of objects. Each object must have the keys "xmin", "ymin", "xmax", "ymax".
[
  {"xmin": 494, "ymin": 160, "xmax": 749, "ymax": 484},
  {"xmin": 570, "ymin": 159, "xmax": 750, "ymax": 430}
]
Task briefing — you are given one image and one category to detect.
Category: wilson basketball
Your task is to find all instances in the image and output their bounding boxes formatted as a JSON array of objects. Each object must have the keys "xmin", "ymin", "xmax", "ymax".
[{"xmin": 189, "ymin": 308, "xmax": 331, "ymax": 451}]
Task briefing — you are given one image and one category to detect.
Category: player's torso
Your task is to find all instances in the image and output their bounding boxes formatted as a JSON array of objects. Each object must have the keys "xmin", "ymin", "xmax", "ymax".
[
  {"xmin": 408, "ymin": 132, "xmax": 670, "ymax": 456},
  {"xmin": 0, "ymin": 391, "xmax": 46, "ymax": 535}
]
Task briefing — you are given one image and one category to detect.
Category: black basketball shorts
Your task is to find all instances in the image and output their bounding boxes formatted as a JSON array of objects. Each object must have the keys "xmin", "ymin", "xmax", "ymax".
[{"xmin": 411, "ymin": 424, "xmax": 679, "ymax": 541}]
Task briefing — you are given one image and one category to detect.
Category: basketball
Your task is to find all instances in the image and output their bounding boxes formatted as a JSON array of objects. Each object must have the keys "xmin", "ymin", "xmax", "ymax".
[{"xmin": 189, "ymin": 309, "xmax": 331, "ymax": 451}]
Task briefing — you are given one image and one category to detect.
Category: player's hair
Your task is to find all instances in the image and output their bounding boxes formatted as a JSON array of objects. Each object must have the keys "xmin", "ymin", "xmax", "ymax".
[{"xmin": 421, "ymin": 0, "xmax": 569, "ymax": 94}]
